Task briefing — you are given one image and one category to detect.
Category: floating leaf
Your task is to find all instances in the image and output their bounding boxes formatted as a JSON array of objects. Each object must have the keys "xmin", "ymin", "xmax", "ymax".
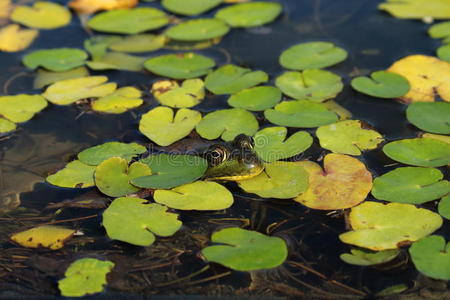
[
  {"xmin": 164, "ymin": 37, "xmax": 222, "ymax": 51},
  {"xmin": 139, "ymin": 107, "xmax": 202, "ymax": 146},
  {"xmin": 154, "ymin": 181, "xmax": 233, "ymax": 210},
  {"xmin": 11, "ymin": 1, "xmax": 71, "ymax": 29},
  {"xmin": 58, "ymin": 258, "xmax": 114, "ymax": 297},
  {"xmin": 0, "ymin": 118, "xmax": 16, "ymax": 134},
  {"xmin": 84, "ymin": 35, "xmax": 121, "ymax": 61},
  {"xmin": 152, "ymin": 79, "xmax": 205, "ymax": 108},
  {"xmin": 162, "ymin": 0, "xmax": 223, "ymax": 16},
  {"xmin": 275, "ymin": 70, "xmax": 343, "ymax": 101},
  {"xmin": 350, "ymin": 71, "xmax": 410, "ymax": 98},
  {"xmin": 23, "ymin": 48, "xmax": 88, "ymax": 72},
  {"xmin": 205, "ymin": 64, "xmax": 268, "ymax": 95},
  {"xmin": 227, "ymin": 86, "xmax": 281, "ymax": 111},
  {"xmin": 33, "ymin": 67, "xmax": 89, "ymax": 89},
  {"xmin": 144, "ymin": 52, "xmax": 215, "ymax": 79},
  {"xmin": 102, "ymin": 197, "xmax": 182, "ymax": 246},
  {"xmin": 253, "ymin": 127, "xmax": 312, "ymax": 162},
  {"xmin": 339, "ymin": 201, "xmax": 442, "ymax": 250},
  {"xmin": 196, "ymin": 108, "xmax": 258, "ymax": 141},
  {"xmin": 372, "ymin": 167, "xmax": 450, "ymax": 204},
  {"xmin": 437, "ymin": 44, "xmax": 450, "ymax": 62},
  {"xmin": 108, "ymin": 34, "xmax": 166, "ymax": 53},
  {"xmin": 87, "ymin": 7, "xmax": 169, "ymax": 34},
  {"xmin": 166, "ymin": 19, "xmax": 229, "ymax": 42},
  {"xmin": 215, "ymin": 2, "xmax": 282, "ymax": 28},
  {"xmin": 422, "ymin": 133, "xmax": 450, "ymax": 144},
  {"xmin": 238, "ymin": 161, "xmax": 309, "ymax": 199},
  {"xmin": 383, "ymin": 138, "xmax": 450, "ymax": 167},
  {"xmin": 94, "ymin": 157, "xmax": 151, "ymax": 197},
  {"xmin": 202, "ymin": 227, "xmax": 287, "ymax": 271},
  {"xmin": 78, "ymin": 142, "xmax": 146, "ymax": 166},
  {"xmin": 438, "ymin": 194, "xmax": 450, "ymax": 220},
  {"xmin": 69, "ymin": 0, "xmax": 138, "ymax": 14},
  {"xmin": 378, "ymin": 0, "xmax": 450, "ymax": 19},
  {"xmin": 429, "ymin": 21, "xmax": 450, "ymax": 38},
  {"xmin": 316, "ymin": 120, "xmax": 384, "ymax": 155},
  {"xmin": 295, "ymin": 154, "xmax": 372, "ymax": 210},
  {"xmin": 0, "ymin": 94, "xmax": 47, "ymax": 123},
  {"xmin": 409, "ymin": 235, "xmax": 450, "ymax": 280},
  {"xmin": 46, "ymin": 160, "xmax": 96, "ymax": 188},
  {"xmin": 87, "ymin": 52, "xmax": 146, "ymax": 71},
  {"xmin": 0, "ymin": 24, "xmax": 38, "ymax": 52},
  {"xmin": 264, "ymin": 100, "xmax": 338, "ymax": 128},
  {"xmin": 375, "ymin": 284, "xmax": 409, "ymax": 297},
  {"xmin": 132, "ymin": 154, "xmax": 208, "ymax": 189},
  {"xmin": 406, "ymin": 102, "xmax": 450, "ymax": 134},
  {"xmin": 279, "ymin": 41, "xmax": 347, "ymax": 70},
  {"xmin": 92, "ymin": 87, "xmax": 143, "ymax": 114},
  {"xmin": 42, "ymin": 76, "xmax": 117, "ymax": 105},
  {"xmin": 11, "ymin": 225, "xmax": 75, "ymax": 250},
  {"xmin": 340, "ymin": 248, "xmax": 400, "ymax": 266}
]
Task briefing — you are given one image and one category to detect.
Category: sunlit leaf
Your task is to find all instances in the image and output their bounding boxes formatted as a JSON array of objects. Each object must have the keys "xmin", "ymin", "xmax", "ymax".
[
  {"xmin": 0, "ymin": 0, "xmax": 11, "ymax": 19},
  {"xmin": 33, "ymin": 67, "xmax": 89, "ymax": 89},
  {"xmin": 78, "ymin": 142, "xmax": 146, "ymax": 166},
  {"xmin": 69, "ymin": 0, "xmax": 138, "ymax": 14},
  {"xmin": 422, "ymin": 133, "xmax": 450, "ymax": 144},
  {"xmin": 11, "ymin": 1, "xmax": 71, "ymax": 29},
  {"xmin": 227, "ymin": 86, "xmax": 281, "ymax": 111},
  {"xmin": 340, "ymin": 248, "xmax": 400, "ymax": 266},
  {"xmin": 0, "ymin": 94, "xmax": 47, "ymax": 122},
  {"xmin": 215, "ymin": 2, "xmax": 282, "ymax": 28},
  {"xmin": 162, "ymin": 0, "xmax": 223, "ymax": 16},
  {"xmin": 108, "ymin": 34, "xmax": 166, "ymax": 53},
  {"xmin": 0, "ymin": 117, "xmax": 16, "ymax": 134},
  {"xmin": 379, "ymin": 0, "xmax": 450, "ymax": 19},
  {"xmin": 406, "ymin": 102, "xmax": 450, "ymax": 134},
  {"xmin": 350, "ymin": 71, "xmax": 410, "ymax": 98},
  {"xmin": 152, "ymin": 79, "xmax": 205, "ymax": 108},
  {"xmin": 429, "ymin": 21, "xmax": 450, "ymax": 38},
  {"xmin": 409, "ymin": 235, "xmax": 450, "ymax": 280},
  {"xmin": 91, "ymin": 87, "xmax": 143, "ymax": 114},
  {"xmin": 437, "ymin": 44, "xmax": 450, "ymax": 62},
  {"xmin": 166, "ymin": 18, "xmax": 229, "ymax": 42},
  {"xmin": 11, "ymin": 225, "xmax": 75, "ymax": 250},
  {"xmin": 23, "ymin": 48, "xmax": 88, "ymax": 72},
  {"xmin": 87, "ymin": 52, "xmax": 146, "ymax": 71},
  {"xmin": 46, "ymin": 160, "xmax": 96, "ymax": 188},
  {"xmin": 438, "ymin": 194, "xmax": 450, "ymax": 220},
  {"xmin": 0, "ymin": 24, "xmax": 38, "ymax": 52}
]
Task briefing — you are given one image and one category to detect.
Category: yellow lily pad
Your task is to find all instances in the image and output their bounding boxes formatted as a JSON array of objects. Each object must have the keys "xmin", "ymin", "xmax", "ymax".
[
  {"xmin": 108, "ymin": 34, "xmax": 166, "ymax": 53},
  {"xmin": 91, "ymin": 87, "xmax": 143, "ymax": 114},
  {"xmin": 379, "ymin": 0, "xmax": 450, "ymax": 19},
  {"xmin": 11, "ymin": 1, "xmax": 71, "ymax": 29},
  {"xmin": 11, "ymin": 225, "xmax": 75, "ymax": 250},
  {"xmin": 69, "ymin": 0, "xmax": 138, "ymax": 14},
  {"xmin": 0, "ymin": 94, "xmax": 47, "ymax": 123},
  {"xmin": 46, "ymin": 160, "xmax": 96, "ymax": 188},
  {"xmin": 152, "ymin": 79, "xmax": 205, "ymax": 108},
  {"xmin": 0, "ymin": 117, "xmax": 16, "ymax": 134},
  {"xmin": 0, "ymin": 24, "xmax": 38, "ymax": 52},
  {"xmin": 33, "ymin": 67, "xmax": 90, "ymax": 89}
]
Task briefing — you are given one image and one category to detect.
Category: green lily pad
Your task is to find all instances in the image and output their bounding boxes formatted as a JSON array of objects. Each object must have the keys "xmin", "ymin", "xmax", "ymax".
[
  {"xmin": 58, "ymin": 258, "xmax": 114, "ymax": 297},
  {"xmin": 340, "ymin": 248, "xmax": 400, "ymax": 266},
  {"xmin": 202, "ymin": 227, "xmax": 287, "ymax": 271},
  {"xmin": 91, "ymin": 87, "xmax": 143, "ymax": 114},
  {"xmin": 339, "ymin": 201, "xmax": 443, "ymax": 250},
  {"xmin": 253, "ymin": 127, "xmax": 312, "ymax": 162},
  {"xmin": 84, "ymin": 35, "xmax": 122, "ymax": 61},
  {"xmin": 279, "ymin": 41, "xmax": 348, "ymax": 70},
  {"xmin": 87, "ymin": 52, "xmax": 147, "ymax": 71},
  {"xmin": 87, "ymin": 7, "xmax": 169, "ymax": 34},
  {"xmin": 316, "ymin": 120, "xmax": 384, "ymax": 155},
  {"xmin": 196, "ymin": 108, "xmax": 258, "ymax": 141},
  {"xmin": 237, "ymin": 161, "xmax": 309, "ymax": 199},
  {"xmin": 33, "ymin": 67, "xmax": 90, "ymax": 89},
  {"xmin": 205, "ymin": 64, "xmax": 268, "ymax": 95},
  {"xmin": 152, "ymin": 79, "xmax": 205, "ymax": 108},
  {"xmin": 409, "ymin": 235, "xmax": 450, "ymax": 280},
  {"xmin": 0, "ymin": 94, "xmax": 47, "ymax": 123},
  {"xmin": 406, "ymin": 102, "xmax": 450, "ymax": 134},
  {"xmin": 350, "ymin": 71, "xmax": 410, "ymax": 98},
  {"xmin": 42, "ymin": 76, "xmax": 117, "ymax": 105},
  {"xmin": 46, "ymin": 160, "xmax": 96, "ymax": 188},
  {"xmin": 162, "ymin": 0, "xmax": 222, "ymax": 16},
  {"xmin": 215, "ymin": 2, "xmax": 282, "ymax": 28},
  {"xmin": 275, "ymin": 70, "xmax": 343, "ymax": 102},
  {"xmin": 166, "ymin": 19, "xmax": 230, "ymax": 42},
  {"xmin": 11, "ymin": 1, "xmax": 71, "ymax": 30},
  {"xmin": 144, "ymin": 53, "xmax": 215, "ymax": 79},
  {"xmin": 438, "ymin": 194, "xmax": 450, "ymax": 220},
  {"xmin": 383, "ymin": 138, "xmax": 450, "ymax": 167},
  {"xmin": 139, "ymin": 107, "xmax": 202, "ymax": 146},
  {"xmin": 0, "ymin": 118, "xmax": 17, "ymax": 134},
  {"xmin": 372, "ymin": 167, "xmax": 450, "ymax": 204},
  {"xmin": 154, "ymin": 181, "xmax": 233, "ymax": 210},
  {"xmin": 78, "ymin": 142, "xmax": 146, "ymax": 166},
  {"xmin": 131, "ymin": 154, "xmax": 208, "ymax": 189},
  {"xmin": 429, "ymin": 21, "xmax": 450, "ymax": 38},
  {"xmin": 378, "ymin": 0, "xmax": 450, "ymax": 19},
  {"xmin": 437, "ymin": 44, "xmax": 450, "ymax": 62},
  {"xmin": 102, "ymin": 197, "xmax": 182, "ymax": 246},
  {"xmin": 108, "ymin": 34, "xmax": 166, "ymax": 53},
  {"xmin": 94, "ymin": 157, "xmax": 151, "ymax": 197},
  {"xmin": 264, "ymin": 100, "xmax": 339, "ymax": 128},
  {"xmin": 23, "ymin": 48, "xmax": 88, "ymax": 72},
  {"xmin": 227, "ymin": 86, "xmax": 282, "ymax": 111}
]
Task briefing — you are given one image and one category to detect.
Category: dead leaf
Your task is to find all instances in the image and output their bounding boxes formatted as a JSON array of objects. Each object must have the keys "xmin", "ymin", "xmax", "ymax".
[
  {"xmin": 69, "ymin": 0, "xmax": 138, "ymax": 14},
  {"xmin": 11, "ymin": 225, "xmax": 75, "ymax": 250}
]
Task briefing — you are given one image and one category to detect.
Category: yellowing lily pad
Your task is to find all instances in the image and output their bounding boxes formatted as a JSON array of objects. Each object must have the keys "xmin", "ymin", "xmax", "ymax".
[
  {"xmin": 350, "ymin": 71, "xmax": 410, "ymax": 98},
  {"xmin": 78, "ymin": 142, "xmax": 146, "ymax": 166},
  {"xmin": 69, "ymin": 0, "xmax": 138, "ymax": 14},
  {"xmin": 275, "ymin": 70, "xmax": 343, "ymax": 102},
  {"xmin": 33, "ymin": 67, "xmax": 90, "ymax": 89},
  {"xmin": 0, "ymin": 117, "xmax": 16, "ymax": 134},
  {"xmin": 0, "ymin": 94, "xmax": 47, "ymax": 123},
  {"xmin": 46, "ymin": 160, "xmax": 96, "ymax": 188},
  {"xmin": 91, "ymin": 86, "xmax": 143, "ymax": 114},
  {"xmin": 409, "ymin": 235, "xmax": 450, "ymax": 280},
  {"xmin": 152, "ymin": 79, "xmax": 205, "ymax": 108},
  {"xmin": 422, "ymin": 133, "xmax": 450, "ymax": 144},
  {"xmin": 11, "ymin": 1, "xmax": 71, "ymax": 29},
  {"xmin": 295, "ymin": 154, "xmax": 372, "ymax": 210},
  {"xmin": 139, "ymin": 106, "xmax": 202, "ymax": 146},
  {"xmin": 215, "ymin": 2, "xmax": 282, "ymax": 28},
  {"xmin": 339, "ymin": 201, "xmax": 442, "ymax": 250},
  {"xmin": 238, "ymin": 161, "xmax": 309, "ymax": 199},
  {"xmin": 162, "ymin": 0, "xmax": 223, "ymax": 16},
  {"xmin": 196, "ymin": 108, "xmax": 258, "ymax": 141},
  {"xmin": 406, "ymin": 102, "xmax": 450, "ymax": 134},
  {"xmin": 253, "ymin": 127, "xmax": 312, "ymax": 162},
  {"xmin": 23, "ymin": 48, "xmax": 88, "ymax": 72},
  {"xmin": 11, "ymin": 225, "xmax": 75, "ymax": 250},
  {"xmin": 154, "ymin": 181, "xmax": 233, "ymax": 210},
  {"xmin": 0, "ymin": 24, "xmax": 38, "ymax": 52},
  {"xmin": 378, "ymin": 0, "xmax": 450, "ymax": 19},
  {"xmin": 166, "ymin": 18, "xmax": 230, "ymax": 42},
  {"xmin": 102, "ymin": 197, "xmax": 182, "ymax": 246},
  {"xmin": 227, "ymin": 86, "xmax": 282, "ymax": 111},
  {"xmin": 340, "ymin": 248, "xmax": 401, "ymax": 266},
  {"xmin": 87, "ymin": 52, "xmax": 146, "ymax": 71},
  {"xmin": 316, "ymin": 120, "xmax": 384, "ymax": 155},
  {"xmin": 108, "ymin": 34, "xmax": 166, "ymax": 53}
]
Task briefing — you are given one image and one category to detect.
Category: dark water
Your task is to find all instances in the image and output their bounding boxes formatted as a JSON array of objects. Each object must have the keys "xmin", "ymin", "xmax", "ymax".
[{"xmin": 0, "ymin": 0, "xmax": 448, "ymax": 298}]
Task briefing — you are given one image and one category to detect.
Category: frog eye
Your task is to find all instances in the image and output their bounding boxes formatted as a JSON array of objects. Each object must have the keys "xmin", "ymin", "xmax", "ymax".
[
  {"xmin": 234, "ymin": 134, "xmax": 254, "ymax": 149},
  {"xmin": 205, "ymin": 146, "xmax": 227, "ymax": 166}
]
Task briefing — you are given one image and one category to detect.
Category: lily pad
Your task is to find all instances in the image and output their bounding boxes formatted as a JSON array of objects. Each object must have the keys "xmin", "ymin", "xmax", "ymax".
[
  {"xmin": 196, "ymin": 108, "xmax": 258, "ymax": 141},
  {"xmin": 0, "ymin": 24, "xmax": 38, "ymax": 52},
  {"xmin": 410, "ymin": 235, "xmax": 450, "ymax": 280},
  {"xmin": 139, "ymin": 107, "xmax": 202, "ymax": 146},
  {"xmin": 350, "ymin": 71, "xmax": 410, "ymax": 98},
  {"xmin": 87, "ymin": 52, "xmax": 146, "ymax": 71},
  {"xmin": 33, "ymin": 67, "xmax": 90, "ymax": 89},
  {"xmin": 23, "ymin": 48, "xmax": 88, "ymax": 72},
  {"xmin": 339, "ymin": 201, "xmax": 443, "ymax": 250},
  {"xmin": 11, "ymin": 1, "xmax": 71, "ymax": 29},
  {"xmin": 162, "ymin": 0, "xmax": 223, "ymax": 16},
  {"xmin": 378, "ymin": 0, "xmax": 450, "ymax": 19},
  {"xmin": 383, "ymin": 138, "xmax": 450, "ymax": 167},
  {"xmin": 202, "ymin": 227, "xmax": 287, "ymax": 271},
  {"xmin": 58, "ymin": 258, "xmax": 114, "ymax": 297},
  {"xmin": 422, "ymin": 133, "xmax": 450, "ymax": 144},
  {"xmin": 144, "ymin": 53, "xmax": 215, "ymax": 79},
  {"xmin": 102, "ymin": 197, "xmax": 182, "ymax": 246},
  {"xmin": 11, "ymin": 225, "xmax": 75, "ymax": 250},
  {"xmin": 0, "ymin": 118, "xmax": 16, "ymax": 134},
  {"xmin": 372, "ymin": 167, "xmax": 450, "ymax": 204},
  {"xmin": 0, "ymin": 94, "xmax": 47, "ymax": 123},
  {"xmin": 295, "ymin": 154, "xmax": 372, "ymax": 210},
  {"xmin": 69, "ymin": 0, "xmax": 138, "ymax": 14},
  {"xmin": 227, "ymin": 86, "xmax": 281, "ymax": 111},
  {"xmin": 253, "ymin": 127, "xmax": 312, "ymax": 162},
  {"xmin": 87, "ymin": 7, "xmax": 169, "ymax": 34},
  {"xmin": 154, "ymin": 181, "xmax": 233, "ymax": 210},
  {"xmin": 316, "ymin": 120, "xmax": 384, "ymax": 155},
  {"xmin": 152, "ymin": 79, "xmax": 205, "ymax": 108},
  {"xmin": 438, "ymin": 194, "xmax": 450, "ymax": 220},
  {"xmin": 429, "ymin": 21, "xmax": 450, "ymax": 38},
  {"xmin": 340, "ymin": 248, "xmax": 401, "ymax": 266},
  {"xmin": 238, "ymin": 161, "xmax": 309, "ymax": 199},
  {"xmin": 84, "ymin": 35, "xmax": 122, "ymax": 61},
  {"xmin": 108, "ymin": 34, "xmax": 166, "ymax": 53},
  {"xmin": 437, "ymin": 44, "xmax": 450, "ymax": 62},
  {"xmin": 205, "ymin": 64, "xmax": 268, "ymax": 95},
  {"xmin": 91, "ymin": 87, "xmax": 143, "ymax": 114},
  {"xmin": 406, "ymin": 102, "xmax": 450, "ymax": 134},
  {"xmin": 264, "ymin": 100, "xmax": 339, "ymax": 128},
  {"xmin": 132, "ymin": 154, "xmax": 208, "ymax": 189},
  {"xmin": 215, "ymin": 2, "xmax": 282, "ymax": 28},
  {"xmin": 279, "ymin": 41, "xmax": 348, "ymax": 70},
  {"xmin": 166, "ymin": 19, "xmax": 230, "ymax": 42},
  {"xmin": 275, "ymin": 70, "xmax": 343, "ymax": 101},
  {"xmin": 78, "ymin": 142, "xmax": 146, "ymax": 166},
  {"xmin": 46, "ymin": 160, "xmax": 96, "ymax": 188}
]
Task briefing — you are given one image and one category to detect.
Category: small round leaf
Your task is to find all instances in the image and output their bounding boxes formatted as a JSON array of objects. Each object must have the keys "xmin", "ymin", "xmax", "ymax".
[
  {"xmin": 166, "ymin": 18, "xmax": 229, "ymax": 42},
  {"xmin": 215, "ymin": 2, "xmax": 282, "ymax": 28},
  {"xmin": 409, "ymin": 235, "xmax": 450, "ymax": 280},
  {"xmin": 0, "ymin": 94, "xmax": 47, "ymax": 123},
  {"xmin": 406, "ymin": 102, "xmax": 450, "ymax": 134},
  {"xmin": 162, "ymin": 0, "xmax": 223, "ymax": 16},
  {"xmin": 152, "ymin": 79, "xmax": 205, "ymax": 108},
  {"xmin": 11, "ymin": 1, "xmax": 71, "ymax": 29},
  {"xmin": 350, "ymin": 71, "xmax": 410, "ymax": 98},
  {"xmin": 340, "ymin": 248, "xmax": 400, "ymax": 266},
  {"xmin": 23, "ymin": 48, "xmax": 88, "ymax": 72},
  {"xmin": 227, "ymin": 86, "xmax": 281, "ymax": 111},
  {"xmin": 438, "ymin": 194, "xmax": 450, "ymax": 220},
  {"xmin": 78, "ymin": 142, "xmax": 146, "ymax": 166},
  {"xmin": 46, "ymin": 160, "xmax": 96, "ymax": 188},
  {"xmin": 144, "ymin": 53, "xmax": 215, "ymax": 79}
]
